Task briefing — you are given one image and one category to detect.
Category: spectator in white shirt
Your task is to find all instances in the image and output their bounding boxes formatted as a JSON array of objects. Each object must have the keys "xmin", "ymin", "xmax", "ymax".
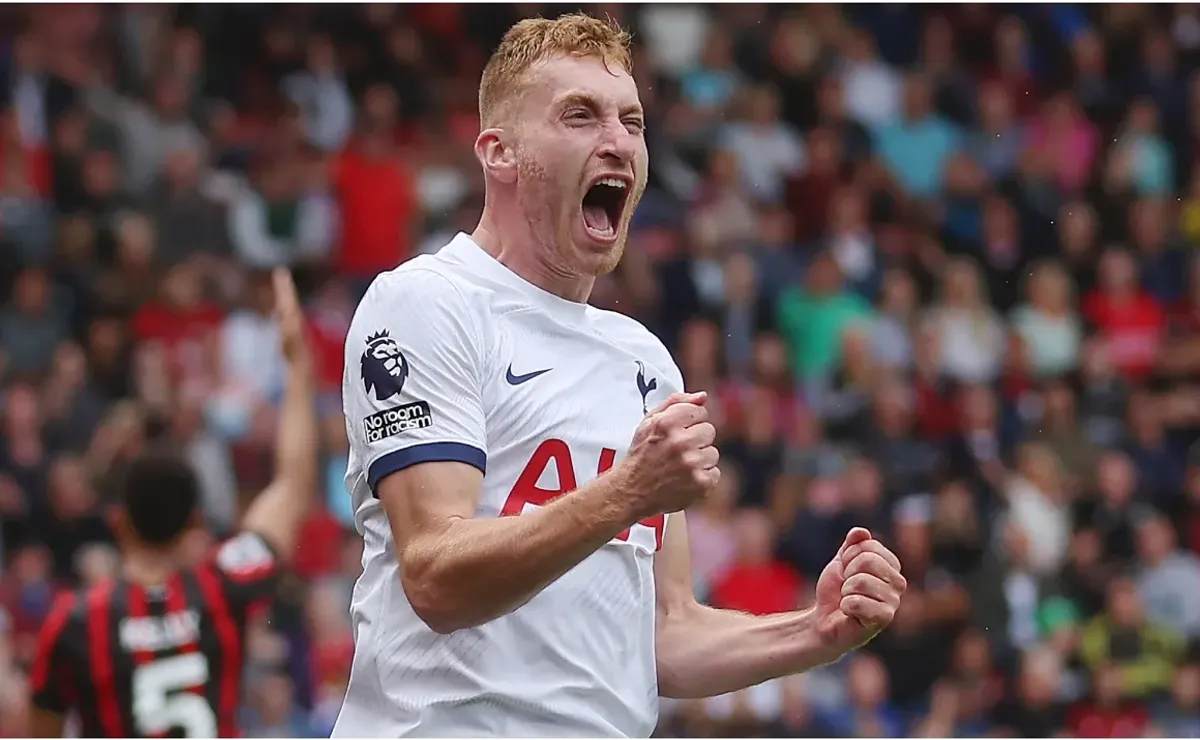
[
  {"xmin": 207, "ymin": 273, "xmax": 285, "ymax": 442},
  {"xmin": 838, "ymin": 28, "xmax": 901, "ymax": 128},
  {"xmin": 228, "ymin": 156, "xmax": 336, "ymax": 269},
  {"xmin": 925, "ymin": 257, "xmax": 1006, "ymax": 383},
  {"xmin": 283, "ymin": 35, "xmax": 354, "ymax": 153},
  {"xmin": 721, "ymin": 85, "xmax": 807, "ymax": 203},
  {"xmin": 9, "ymin": 32, "xmax": 46, "ymax": 146}
]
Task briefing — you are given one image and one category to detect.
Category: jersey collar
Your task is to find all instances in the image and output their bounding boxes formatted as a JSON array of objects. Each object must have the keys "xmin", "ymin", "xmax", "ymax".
[{"xmin": 444, "ymin": 233, "xmax": 591, "ymax": 323}]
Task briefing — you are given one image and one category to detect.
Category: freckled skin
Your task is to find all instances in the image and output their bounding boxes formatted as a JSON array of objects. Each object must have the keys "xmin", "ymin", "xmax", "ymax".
[{"xmin": 500, "ymin": 54, "xmax": 650, "ymax": 279}]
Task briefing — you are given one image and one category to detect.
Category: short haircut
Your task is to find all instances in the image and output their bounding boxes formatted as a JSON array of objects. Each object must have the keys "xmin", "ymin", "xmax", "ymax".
[
  {"xmin": 121, "ymin": 450, "xmax": 200, "ymax": 546},
  {"xmin": 478, "ymin": 13, "xmax": 633, "ymax": 126}
]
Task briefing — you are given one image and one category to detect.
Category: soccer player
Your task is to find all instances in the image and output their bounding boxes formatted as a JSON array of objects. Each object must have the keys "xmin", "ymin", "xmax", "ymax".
[
  {"xmin": 28, "ymin": 269, "xmax": 318, "ymax": 738},
  {"xmin": 334, "ymin": 14, "xmax": 906, "ymax": 738}
]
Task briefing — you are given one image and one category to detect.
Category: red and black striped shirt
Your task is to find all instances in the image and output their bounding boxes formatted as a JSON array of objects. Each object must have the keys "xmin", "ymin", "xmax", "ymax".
[{"xmin": 29, "ymin": 531, "xmax": 281, "ymax": 738}]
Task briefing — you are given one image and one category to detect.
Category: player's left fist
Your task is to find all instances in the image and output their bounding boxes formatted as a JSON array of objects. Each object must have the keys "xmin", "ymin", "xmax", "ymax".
[{"xmin": 813, "ymin": 527, "xmax": 906, "ymax": 655}]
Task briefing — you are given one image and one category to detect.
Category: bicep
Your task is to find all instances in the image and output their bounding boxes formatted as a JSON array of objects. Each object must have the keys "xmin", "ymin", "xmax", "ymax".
[
  {"xmin": 376, "ymin": 460, "xmax": 484, "ymax": 553},
  {"xmin": 654, "ymin": 513, "xmax": 698, "ymax": 620}
]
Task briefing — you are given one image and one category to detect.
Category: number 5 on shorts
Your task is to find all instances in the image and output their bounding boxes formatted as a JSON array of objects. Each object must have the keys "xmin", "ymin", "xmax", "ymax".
[{"xmin": 132, "ymin": 653, "xmax": 217, "ymax": 738}]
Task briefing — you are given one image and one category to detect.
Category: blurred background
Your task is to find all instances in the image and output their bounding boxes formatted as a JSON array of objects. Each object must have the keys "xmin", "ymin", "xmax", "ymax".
[{"xmin": 2, "ymin": 2, "xmax": 1200, "ymax": 738}]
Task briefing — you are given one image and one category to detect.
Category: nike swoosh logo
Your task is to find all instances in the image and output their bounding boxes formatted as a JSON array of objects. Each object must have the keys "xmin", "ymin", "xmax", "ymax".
[{"xmin": 506, "ymin": 365, "xmax": 552, "ymax": 385}]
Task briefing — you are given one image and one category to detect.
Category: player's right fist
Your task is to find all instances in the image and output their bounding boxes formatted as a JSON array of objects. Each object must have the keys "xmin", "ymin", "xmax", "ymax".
[{"xmin": 622, "ymin": 391, "xmax": 720, "ymax": 517}]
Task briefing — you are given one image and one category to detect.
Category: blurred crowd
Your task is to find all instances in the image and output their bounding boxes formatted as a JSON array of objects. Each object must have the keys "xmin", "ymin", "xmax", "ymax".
[{"xmin": 2, "ymin": 3, "xmax": 1200, "ymax": 738}]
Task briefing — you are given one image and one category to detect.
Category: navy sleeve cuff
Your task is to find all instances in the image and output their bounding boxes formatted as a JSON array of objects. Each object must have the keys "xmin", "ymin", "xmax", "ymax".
[{"xmin": 368, "ymin": 442, "xmax": 487, "ymax": 495}]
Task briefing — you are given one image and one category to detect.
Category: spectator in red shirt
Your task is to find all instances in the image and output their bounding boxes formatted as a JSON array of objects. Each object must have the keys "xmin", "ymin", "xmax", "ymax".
[
  {"xmin": 0, "ymin": 109, "xmax": 53, "ymax": 262},
  {"xmin": 981, "ymin": 17, "xmax": 1042, "ymax": 119},
  {"xmin": 1083, "ymin": 248, "xmax": 1165, "ymax": 380},
  {"xmin": 1067, "ymin": 663, "xmax": 1150, "ymax": 738},
  {"xmin": 0, "ymin": 111, "xmax": 51, "ymax": 197},
  {"xmin": 306, "ymin": 278, "xmax": 355, "ymax": 394},
  {"xmin": 130, "ymin": 261, "xmax": 224, "ymax": 386},
  {"xmin": 710, "ymin": 509, "xmax": 801, "ymax": 616},
  {"xmin": 332, "ymin": 117, "xmax": 417, "ymax": 284},
  {"xmin": 785, "ymin": 127, "xmax": 841, "ymax": 245}
]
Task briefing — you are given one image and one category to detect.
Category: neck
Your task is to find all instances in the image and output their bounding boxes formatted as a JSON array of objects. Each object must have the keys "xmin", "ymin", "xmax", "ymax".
[
  {"xmin": 122, "ymin": 546, "xmax": 179, "ymax": 586},
  {"xmin": 472, "ymin": 207, "xmax": 594, "ymax": 303}
]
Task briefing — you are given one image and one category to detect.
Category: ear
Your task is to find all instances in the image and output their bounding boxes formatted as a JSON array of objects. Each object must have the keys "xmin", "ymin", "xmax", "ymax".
[
  {"xmin": 475, "ymin": 128, "xmax": 517, "ymax": 184},
  {"xmin": 107, "ymin": 506, "xmax": 132, "ymax": 545}
]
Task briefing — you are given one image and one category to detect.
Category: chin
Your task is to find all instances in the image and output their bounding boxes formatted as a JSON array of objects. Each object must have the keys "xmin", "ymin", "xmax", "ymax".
[{"xmin": 570, "ymin": 224, "xmax": 628, "ymax": 277}]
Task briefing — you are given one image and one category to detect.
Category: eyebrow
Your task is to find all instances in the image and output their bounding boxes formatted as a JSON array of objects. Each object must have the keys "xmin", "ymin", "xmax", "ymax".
[{"xmin": 558, "ymin": 92, "xmax": 643, "ymax": 118}]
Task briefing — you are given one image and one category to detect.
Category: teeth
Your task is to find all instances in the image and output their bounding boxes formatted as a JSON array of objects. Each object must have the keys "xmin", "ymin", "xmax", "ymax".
[{"xmin": 596, "ymin": 177, "xmax": 627, "ymax": 189}]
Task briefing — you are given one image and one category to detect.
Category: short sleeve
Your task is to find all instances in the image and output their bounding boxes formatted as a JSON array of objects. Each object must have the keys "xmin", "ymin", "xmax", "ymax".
[
  {"xmin": 207, "ymin": 530, "xmax": 283, "ymax": 621},
  {"xmin": 343, "ymin": 268, "xmax": 488, "ymax": 493}
]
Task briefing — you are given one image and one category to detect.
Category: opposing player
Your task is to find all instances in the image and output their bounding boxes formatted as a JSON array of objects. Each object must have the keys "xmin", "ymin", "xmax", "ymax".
[
  {"xmin": 334, "ymin": 14, "xmax": 906, "ymax": 738},
  {"xmin": 29, "ymin": 269, "xmax": 319, "ymax": 738}
]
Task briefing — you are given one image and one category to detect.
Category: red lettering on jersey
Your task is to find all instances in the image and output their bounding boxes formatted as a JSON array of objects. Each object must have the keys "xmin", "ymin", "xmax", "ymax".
[
  {"xmin": 501, "ymin": 439, "xmax": 665, "ymax": 550},
  {"xmin": 596, "ymin": 447, "xmax": 617, "ymax": 475},
  {"xmin": 499, "ymin": 439, "xmax": 577, "ymax": 516}
]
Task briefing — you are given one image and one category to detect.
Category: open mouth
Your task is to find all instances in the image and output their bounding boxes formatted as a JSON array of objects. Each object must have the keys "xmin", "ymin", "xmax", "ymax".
[{"xmin": 581, "ymin": 176, "xmax": 631, "ymax": 241}]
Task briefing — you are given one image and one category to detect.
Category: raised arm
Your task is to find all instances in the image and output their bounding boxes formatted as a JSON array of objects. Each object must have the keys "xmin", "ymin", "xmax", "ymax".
[
  {"xmin": 346, "ymin": 270, "xmax": 719, "ymax": 634},
  {"xmin": 240, "ymin": 269, "xmax": 320, "ymax": 559},
  {"xmin": 654, "ymin": 515, "xmax": 905, "ymax": 698}
]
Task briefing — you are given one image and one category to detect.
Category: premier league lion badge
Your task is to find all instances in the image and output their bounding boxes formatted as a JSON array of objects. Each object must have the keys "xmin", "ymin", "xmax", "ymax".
[{"xmin": 361, "ymin": 329, "xmax": 410, "ymax": 401}]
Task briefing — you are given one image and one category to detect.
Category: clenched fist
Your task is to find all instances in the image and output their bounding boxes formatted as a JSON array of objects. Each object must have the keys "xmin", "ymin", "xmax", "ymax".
[
  {"xmin": 622, "ymin": 391, "xmax": 720, "ymax": 518},
  {"xmin": 814, "ymin": 528, "xmax": 906, "ymax": 654}
]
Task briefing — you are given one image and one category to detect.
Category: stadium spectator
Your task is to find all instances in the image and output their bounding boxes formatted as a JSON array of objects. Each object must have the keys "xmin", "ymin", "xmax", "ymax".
[{"xmin": 2, "ymin": 4, "xmax": 1200, "ymax": 737}]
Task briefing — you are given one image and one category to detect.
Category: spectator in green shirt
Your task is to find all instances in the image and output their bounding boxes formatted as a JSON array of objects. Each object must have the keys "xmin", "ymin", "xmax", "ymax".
[{"xmin": 776, "ymin": 251, "xmax": 875, "ymax": 381}]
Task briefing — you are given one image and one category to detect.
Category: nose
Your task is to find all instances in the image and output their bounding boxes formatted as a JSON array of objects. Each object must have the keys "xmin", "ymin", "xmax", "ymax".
[{"xmin": 596, "ymin": 122, "xmax": 639, "ymax": 167}]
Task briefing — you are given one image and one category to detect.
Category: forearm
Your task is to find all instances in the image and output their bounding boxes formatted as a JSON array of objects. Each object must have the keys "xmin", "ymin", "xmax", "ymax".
[
  {"xmin": 656, "ymin": 605, "xmax": 839, "ymax": 699},
  {"xmin": 241, "ymin": 356, "xmax": 319, "ymax": 554},
  {"xmin": 401, "ymin": 467, "xmax": 639, "ymax": 633},
  {"xmin": 274, "ymin": 357, "xmax": 319, "ymax": 494}
]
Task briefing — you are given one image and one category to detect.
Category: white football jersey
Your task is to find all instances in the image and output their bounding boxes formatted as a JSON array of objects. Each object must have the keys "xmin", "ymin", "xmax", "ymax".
[{"xmin": 332, "ymin": 234, "xmax": 683, "ymax": 738}]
